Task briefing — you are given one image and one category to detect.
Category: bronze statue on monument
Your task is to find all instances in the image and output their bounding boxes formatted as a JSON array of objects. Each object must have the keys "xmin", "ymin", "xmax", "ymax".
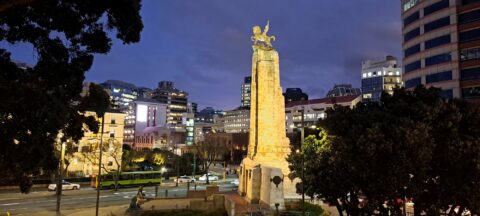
[{"xmin": 251, "ymin": 20, "xmax": 276, "ymax": 48}]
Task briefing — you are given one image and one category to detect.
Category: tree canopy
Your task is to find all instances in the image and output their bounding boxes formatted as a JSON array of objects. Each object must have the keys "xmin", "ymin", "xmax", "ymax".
[
  {"xmin": 0, "ymin": 0, "xmax": 143, "ymax": 192},
  {"xmin": 288, "ymin": 87, "xmax": 480, "ymax": 216}
]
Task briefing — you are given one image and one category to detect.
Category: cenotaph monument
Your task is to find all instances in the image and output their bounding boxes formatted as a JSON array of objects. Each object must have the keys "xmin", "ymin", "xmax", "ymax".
[{"xmin": 238, "ymin": 21, "xmax": 297, "ymax": 210}]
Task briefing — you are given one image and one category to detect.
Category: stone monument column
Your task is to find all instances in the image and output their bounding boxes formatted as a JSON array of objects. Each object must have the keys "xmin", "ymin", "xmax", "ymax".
[{"xmin": 239, "ymin": 21, "xmax": 297, "ymax": 210}]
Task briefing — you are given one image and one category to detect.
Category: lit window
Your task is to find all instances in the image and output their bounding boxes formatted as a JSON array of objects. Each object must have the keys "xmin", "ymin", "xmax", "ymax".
[{"xmin": 368, "ymin": 72, "xmax": 372, "ymax": 77}]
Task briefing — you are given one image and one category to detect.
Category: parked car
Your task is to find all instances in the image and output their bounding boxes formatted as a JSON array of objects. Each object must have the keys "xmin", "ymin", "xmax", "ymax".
[
  {"xmin": 231, "ymin": 179, "xmax": 239, "ymax": 186},
  {"xmin": 175, "ymin": 175, "xmax": 196, "ymax": 183},
  {"xmin": 199, "ymin": 173, "xmax": 219, "ymax": 181},
  {"xmin": 48, "ymin": 181, "xmax": 80, "ymax": 191}
]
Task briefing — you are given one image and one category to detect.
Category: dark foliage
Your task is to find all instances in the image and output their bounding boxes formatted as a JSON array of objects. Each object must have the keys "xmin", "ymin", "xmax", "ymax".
[
  {"xmin": 0, "ymin": 0, "xmax": 143, "ymax": 192},
  {"xmin": 288, "ymin": 86, "xmax": 480, "ymax": 216}
]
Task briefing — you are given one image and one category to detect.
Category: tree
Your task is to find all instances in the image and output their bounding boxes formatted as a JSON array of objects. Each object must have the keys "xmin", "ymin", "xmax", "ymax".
[
  {"xmin": 195, "ymin": 137, "xmax": 227, "ymax": 184},
  {"xmin": 288, "ymin": 86, "xmax": 480, "ymax": 216},
  {"xmin": 0, "ymin": 0, "xmax": 143, "ymax": 192},
  {"xmin": 82, "ymin": 138, "xmax": 123, "ymax": 190}
]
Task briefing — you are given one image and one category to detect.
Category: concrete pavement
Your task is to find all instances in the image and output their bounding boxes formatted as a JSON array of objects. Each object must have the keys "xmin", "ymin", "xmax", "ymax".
[{"xmin": 0, "ymin": 182, "xmax": 237, "ymax": 215}]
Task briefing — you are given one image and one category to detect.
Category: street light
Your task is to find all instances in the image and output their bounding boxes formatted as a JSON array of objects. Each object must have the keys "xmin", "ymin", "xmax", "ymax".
[
  {"xmin": 404, "ymin": 174, "xmax": 414, "ymax": 216},
  {"xmin": 95, "ymin": 115, "xmax": 105, "ymax": 216},
  {"xmin": 56, "ymin": 141, "xmax": 66, "ymax": 215},
  {"xmin": 298, "ymin": 106, "xmax": 305, "ymax": 216}
]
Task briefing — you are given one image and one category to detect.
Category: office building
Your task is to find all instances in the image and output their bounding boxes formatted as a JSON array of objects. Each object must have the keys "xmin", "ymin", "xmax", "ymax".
[
  {"xmin": 100, "ymin": 80, "xmax": 140, "ymax": 111},
  {"xmin": 124, "ymin": 99, "xmax": 168, "ymax": 148},
  {"xmin": 241, "ymin": 76, "xmax": 252, "ymax": 107},
  {"xmin": 285, "ymin": 95, "xmax": 362, "ymax": 133},
  {"xmin": 223, "ymin": 107, "xmax": 250, "ymax": 133},
  {"xmin": 283, "ymin": 88, "xmax": 309, "ymax": 103},
  {"xmin": 361, "ymin": 56, "xmax": 402, "ymax": 101},
  {"xmin": 401, "ymin": 0, "xmax": 480, "ymax": 101},
  {"xmin": 152, "ymin": 81, "xmax": 189, "ymax": 125},
  {"xmin": 326, "ymin": 84, "xmax": 362, "ymax": 98}
]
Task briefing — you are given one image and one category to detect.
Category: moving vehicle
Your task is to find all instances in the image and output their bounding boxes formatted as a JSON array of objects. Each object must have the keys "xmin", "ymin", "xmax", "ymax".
[
  {"xmin": 175, "ymin": 175, "xmax": 196, "ymax": 183},
  {"xmin": 48, "ymin": 181, "xmax": 80, "ymax": 191},
  {"xmin": 231, "ymin": 179, "xmax": 239, "ymax": 186},
  {"xmin": 199, "ymin": 173, "xmax": 219, "ymax": 181},
  {"xmin": 91, "ymin": 171, "xmax": 163, "ymax": 189}
]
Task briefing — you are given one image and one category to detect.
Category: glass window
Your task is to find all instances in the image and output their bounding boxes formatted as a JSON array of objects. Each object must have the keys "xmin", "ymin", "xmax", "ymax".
[
  {"xmin": 404, "ymin": 28, "xmax": 420, "ymax": 42},
  {"xmin": 424, "ymin": 0, "xmax": 449, "ymax": 16},
  {"xmin": 460, "ymin": 47, "xmax": 480, "ymax": 61},
  {"xmin": 405, "ymin": 77, "xmax": 422, "ymax": 88},
  {"xmin": 462, "ymin": 87, "xmax": 480, "ymax": 99},
  {"xmin": 404, "ymin": 44, "xmax": 421, "ymax": 57},
  {"xmin": 425, "ymin": 34, "xmax": 451, "ymax": 49},
  {"xmin": 426, "ymin": 71, "xmax": 452, "ymax": 83},
  {"xmin": 462, "ymin": 0, "xmax": 480, "ymax": 5},
  {"xmin": 440, "ymin": 89, "xmax": 453, "ymax": 99},
  {"xmin": 403, "ymin": 0, "xmax": 420, "ymax": 12},
  {"xmin": 459, "ymin": 9, "xmax": 480, "ymax": 24},
  {"xmin": 461, "ymin": 67, "xmax": 480, "ymax": 80},
  {"xmin": 424, "ymin": 17, "xmax": 450, "ymax": 33},
  {"xmin": 459, "ymin": 28, "xmax": 480, "ymax": 42},
  {"xmin": 425, "ymin": 53, "xmax": 451, "ymax": 66},
  {"xmin": 404, "ymin": 11, "xmax": 420, "ymax": 27},
  {"xmin": 405, "ymin": 60, "xmax": 422, "ymax": 73}
]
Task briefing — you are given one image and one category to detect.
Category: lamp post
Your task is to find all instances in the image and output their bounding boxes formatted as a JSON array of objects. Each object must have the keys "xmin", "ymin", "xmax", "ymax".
[
  {"xmin": 95, "ymin": 116, "xmax": 105, "ymax": 216},
  {"xmin": 56, "ymin": 141, "xmax": 66, "ymax": 215},
  {"xmin": 404, "ymin": 174, "xmax": 414, "ymax": 216},
  {"xmin": 299, "ymin": 107, "xmax": 305, "ymax": 216}
]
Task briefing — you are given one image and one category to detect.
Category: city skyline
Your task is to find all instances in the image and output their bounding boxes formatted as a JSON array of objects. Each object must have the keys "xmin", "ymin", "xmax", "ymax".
[{"xmin": 3, "ymin": 0, "xmax": 402, "ymax": 109}]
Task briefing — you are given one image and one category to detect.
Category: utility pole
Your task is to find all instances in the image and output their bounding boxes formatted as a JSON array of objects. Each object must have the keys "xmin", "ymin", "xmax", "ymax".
[
  {"xmin": 300, "ymin": 107, "xmax": 305, "ymax": 216},
  {"xmin": 56, "ymin": 141, "xmax": 65, "ymax": 215},
  {"xmin": 192, "ymin": 152, "xmax": 196, "ymax": 177},
  {"xmin": 95, "ymin": 116, "xmax": 105, "ymax": 216}
]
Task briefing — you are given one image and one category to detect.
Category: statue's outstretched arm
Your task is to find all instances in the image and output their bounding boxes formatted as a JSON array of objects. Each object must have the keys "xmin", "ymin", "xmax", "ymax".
[{"xmin": 264, "ymin": 20, "xmax": 270, "ymax": 34}]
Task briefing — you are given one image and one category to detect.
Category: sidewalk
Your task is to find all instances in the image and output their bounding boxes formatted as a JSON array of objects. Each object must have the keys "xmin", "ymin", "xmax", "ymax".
[{"xmin": 31, "ymin": 198, "xmax": 203, "ymax": 216}]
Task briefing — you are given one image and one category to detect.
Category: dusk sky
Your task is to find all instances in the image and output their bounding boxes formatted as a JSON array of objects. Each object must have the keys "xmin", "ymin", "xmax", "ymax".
[{"xmin": 6, "ymin": 0, "xmax": 402, "ymax": 110}]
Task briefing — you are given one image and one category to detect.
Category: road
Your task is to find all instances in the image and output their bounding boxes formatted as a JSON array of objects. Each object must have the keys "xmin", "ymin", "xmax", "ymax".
[{"xmin": 0, "ymin": 182, "xmax": 238, "ymax": 215}]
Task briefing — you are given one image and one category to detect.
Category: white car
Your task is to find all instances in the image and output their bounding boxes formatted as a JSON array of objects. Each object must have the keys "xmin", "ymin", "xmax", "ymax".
[
  {"xmin": 231, "ymin": 179, "xmax": 239, "ymax": 186},
  {"xmin": 199, "ymin": 174, "xmax": 219, "ymax": 181},
  {"xmin": 48, "ymin": 181, "xmax": 80, "ymax": 191},
  {"xmin": 175, "ymin": 175, "xmax": 196, "ymax": 183}
]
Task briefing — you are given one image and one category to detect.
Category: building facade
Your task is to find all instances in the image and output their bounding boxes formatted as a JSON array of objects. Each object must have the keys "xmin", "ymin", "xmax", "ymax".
[
  {"xmin": 361, "ymin": 56, "xmax": 402, "ymax": 101},
  {"xmin": 401, "ymin": 0, "xmax": 480, "ymax": 101},
  {"xmin": 241, "ymin": 76, "xmax": 252, "ymax": 108},
  {"xmin": 283, "ymin": 88, "xmax": 309, "ymax": 103},
  {"xmin": 68, "ymin": 111, "xmax": 126, "ymax": 177},
  {"xmin": 124, "ymin": 99, "xmax": 168, "ymax": 148},
  {"xmin": 326, "ymin": 84, "xmax": 362, "ymax": 98},
  {"xmin": 152, "ymin": 81, "xmax": 189, "ymax": 126},
  {"xmin": 223, "ymin": 108, "xmax": 250, "ymax": 133},
  {"xmin": 100, "ymin": 80, "xmax": 140, "ymax": 111},
  {"xmin": 285, "ymin": 95, "xmax": 362, "ymax": 133}
]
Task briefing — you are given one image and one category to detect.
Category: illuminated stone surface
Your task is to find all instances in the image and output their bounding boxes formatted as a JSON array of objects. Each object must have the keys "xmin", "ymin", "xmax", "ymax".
[{"xmin": 239, "ymin": 21, "xmax": 297, "ymax": 210}]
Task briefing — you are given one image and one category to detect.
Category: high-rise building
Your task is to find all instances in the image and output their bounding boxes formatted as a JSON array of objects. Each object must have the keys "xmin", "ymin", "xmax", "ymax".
[
  {"xmin": 152, "ymin": 81, "xmax": 189, "ymax": 126},
  {"xmin": 327, "ymin": 84, "xmax": 362, "ymax": 98},
  {"xmin": 189, "ymin": 102, "xmax": 198, "ymax": 115},
  {"xmin": 100, "ymin": 80, "xmax": 140, "ymax": 111},
  {"xmin": 241, "ymin": 76, "xmax": 252, "ymax": 107},
  {"xmin": 223, "ymin": 107, "xmax": 250, "ymax": 133},
  {"xmin": 283, "ymin": 88, "xmax": 309, "ymax": 103},
  {"xmin": 401, "ymin": 0, "xmax": 480, "ymax": 101},
  {"xmin": 361, "ymin": 56, "xmax": 402, "ymax": 101},
  {"xmin": 124, "ymin": 99, "xmax": 168, "ymax": 148}
]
